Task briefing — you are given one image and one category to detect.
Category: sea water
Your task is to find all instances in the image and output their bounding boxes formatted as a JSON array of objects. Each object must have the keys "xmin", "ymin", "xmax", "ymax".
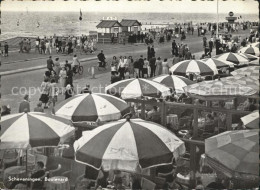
[{"xmin": 1, "ymin": 11, "xmax": 258, "ymax": 41}]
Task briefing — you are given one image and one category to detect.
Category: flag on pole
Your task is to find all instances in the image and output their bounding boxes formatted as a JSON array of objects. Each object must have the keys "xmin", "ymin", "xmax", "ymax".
[{"xmin": 79, "ymin": 9, "xmax": 82, "ymax": 21}]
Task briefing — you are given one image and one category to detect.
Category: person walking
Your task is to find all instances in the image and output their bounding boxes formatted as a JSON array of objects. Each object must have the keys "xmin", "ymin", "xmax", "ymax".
[
  {"xmin": 19, "ymin": 39, "xmax": 24, "ymax": 53},
  {"xmin": 19, "ymin": 94, "xmax": 30, "ymax": 113},
  {"xmin": 150, "ymin": 45, "xmax": 155, "ymax": 58},
  {"xmin": 149, "ymin": 56, "xmax": 157, "ymax": 77},
  {"xmin": 147, "ymin": 46, "xmax": 151, "ymax": 61},
  {"xmin": 72, "ymin": 54, "xmax": 81, "ymax": 73},
  {"xmin": 124, "ymin": 56, "xmax": 130, "ymax": 79},
  {"xmin": 66, "ymin": 64, "xmax": 73, "ymax": 87},
  {"xmin": 40, "ymin": 39, "xmax": 46, "ymax": 54},
  {"xmin": 162, "ymin": 58, "xmax": 169, "ymax": 74},
  {"xmin": 172, "ymin": 40, "xmax": 177, "ymax": 56},
  {"xmin": 111, "ymin": 56, "xmax": 119, "ymax": 75},
  {"xmin": 133, "ymin": 58, "xmax": 139, "ymax": 78},
  {"xmin": 53, "ymin": 57, "xmax": 61, "ymax": 82},
  {"xmin": 45, "ymin": 40, "xmax": 50, "ymax": 54},
  {"xmin": 48, "ymin": 79, "xmax": 58, "ymax": 108},
  {"xmin": 118, "ymin": 56, "xmax": 125, "ymax": 80},
  {"xmin": 185, "ymin": 48, "xmax": 192, "ymax": 60},
  {"xmin": 35, "ymin": 37, "xmax": 40, "ymax": 53},
  {"xmin": 59, "ymin": 66, "xmax": 67, "ymax": 94},
  {"xmin": 156, "ymin": 57, "xmax": 162, "ymax": 76},
  {"xmin": 39, "ymin": 78, "xmax": 50, "ymax": 109},
  {"xmin": 138, "ymin": 55, "xmax": 144, "ymax": 78},
  {"xmin": 47, "ymin": 56, "xmax": 54, "ymax": 71},
  {"xmin": 209, "ymin": 39, "xmax": 214, "ymax": 55},
  {"xmin": 4, "ymin": 42, "xmax": 8, "ymax": 57},
  {"xmin": 143, "ymin": 58, "xmax": 149, "ymax": 78},
  {"xmin": 128, "ymin": 56, "xmax": 134, "ymax": 78}
]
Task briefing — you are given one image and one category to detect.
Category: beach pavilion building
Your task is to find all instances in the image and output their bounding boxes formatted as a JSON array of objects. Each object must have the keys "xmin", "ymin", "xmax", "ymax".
[
  {"xmin": 120, "ymin": 19, "xmax": 142, "ymax": 34},
  {"xmin": 96, "ymin": 18, "xmax": 122, "ymax": 43}
]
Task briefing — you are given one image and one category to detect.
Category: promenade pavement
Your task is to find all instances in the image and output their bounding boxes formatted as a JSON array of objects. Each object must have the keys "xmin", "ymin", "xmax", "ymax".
[{"xmin": 1, "ymin": 29, "xmax": 250, "ymax": 114}]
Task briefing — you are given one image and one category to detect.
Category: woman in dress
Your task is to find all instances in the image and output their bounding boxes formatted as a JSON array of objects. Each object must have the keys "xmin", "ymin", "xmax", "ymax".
[
  {"xmin": 143, "ymin": 58, "xmax": 149, "ymax": 78},
  {"xmin": 127, "ymin": 56, "xmax": 134, "ymax": 78},
  {"xmin": 156, "ymin": 57, "xmax": 162, "ymax": 75},
  {"xmin": 123, "ymin": 56, "xmax": 130, "ymax": 79},
  {"xmin": 59, "ymin": 66, "xmax": 67, "ymax": 93},
  {"xmin": 111, "ymin": 56, "xmax": 118, "ymax": 75},
  {"xmin": 162, "ymin": 58, "xmax": 169, "ymax": 74},
  {"xmin": 53, "ymin": 57, "xmax": 61, "ymax": 83},
  {"xmin": 39, "ymin": 78, "xmax": 50, "ymax": 109}
]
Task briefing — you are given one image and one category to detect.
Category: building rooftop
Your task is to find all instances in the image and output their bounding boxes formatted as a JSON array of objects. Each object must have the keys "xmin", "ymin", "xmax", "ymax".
[
  {"xmin": 96, "ymin": 20, "xmax": 122, "ymax": 28},
  {"xmin": 120, "ymin": 19, "xmax": 142, "ymax": 27}
]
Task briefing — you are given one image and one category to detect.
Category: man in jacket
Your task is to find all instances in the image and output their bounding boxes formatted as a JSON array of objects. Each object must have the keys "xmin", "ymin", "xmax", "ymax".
[
  {"xmin": 149, "ymin": 56, "xmax": 157, "ymax": 77},
  {"xmin": 138, "ymin": 55, "xmax": 144, "ymax": 78},
  {"xmin": 47, "ymin": 56, "xmax": 54, "ymax": 71}
]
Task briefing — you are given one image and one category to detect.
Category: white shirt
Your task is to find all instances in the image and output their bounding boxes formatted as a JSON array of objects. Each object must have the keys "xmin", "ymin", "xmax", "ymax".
[
  {"xmin": 118, "ymin": 59, "xmax": 125, "ymax": 68},
  {"xmin": 72, "ymin": 57, "xmax": 80, "ymax": 67}
]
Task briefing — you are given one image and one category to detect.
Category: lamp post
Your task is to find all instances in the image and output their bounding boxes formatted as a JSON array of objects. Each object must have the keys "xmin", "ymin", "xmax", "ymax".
[{"xmin": 216, "ymin": 0, "xmax": 219, "ymax": 37}]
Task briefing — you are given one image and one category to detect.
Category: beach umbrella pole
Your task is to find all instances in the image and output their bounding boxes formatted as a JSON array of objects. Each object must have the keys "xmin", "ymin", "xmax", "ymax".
[{"xmin": 26, "ymin": 149, "xmax": 28, "ymax": 175}]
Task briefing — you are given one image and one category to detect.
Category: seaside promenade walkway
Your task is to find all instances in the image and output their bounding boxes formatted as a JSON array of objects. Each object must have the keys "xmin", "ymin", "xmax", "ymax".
[{"xmin": 1, "ymin": 30, "xmax": 250, "ymax": 113}]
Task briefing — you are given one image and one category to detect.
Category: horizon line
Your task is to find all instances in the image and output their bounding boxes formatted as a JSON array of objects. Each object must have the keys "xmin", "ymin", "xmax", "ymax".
[{"xmin": 2, "ymin": 10, "xmax": 257, "ymax": 15}]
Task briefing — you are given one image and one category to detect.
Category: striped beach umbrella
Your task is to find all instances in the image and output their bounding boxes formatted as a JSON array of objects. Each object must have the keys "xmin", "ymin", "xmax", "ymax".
[
  {"xmin": 238, "ymin": 52, "xmax": 259, "ymax": 61},
  {"xmin": 203, "ymin": 58, "xmax": 234, "ymax": 69},
  {"xmin": 55, "ymin": 93, "xmax": 130, "ymax": 122},
  {"xmin": 220, "ymin": 75, "xmax": 259, "ymax": 90},
  {"xmin": 241, "ymin": 111, "xmax": 259, "ymax": 129},
  {"xmin": 152, "ymin": 74, "xmax": 195, "ymax": 94},
  {"xmin": 105, "ymin": 78, "xmax": 171, "ymax": 99},
  {"xmin": 1, "ymin": 112, "xmax": 75, "ymax": 149},
  {"xmin": 74, "ymin": 118, "xmax": 186, "ymax": 171},
  {"xmin": 214, "ymin": 52, "xmax": 249, "ymax": 65},
  {"xmin": 231, "ymin": 66, "xmax": 259, "ymax": 80},
  {"xmin": 183, "ymin": 80, "xmax": 257, "ymax": 100},
  {"xmin": 205, "ymin": 129, "xmax": 258, "ymax": 177},
  {"xmin": 169, "ymin": 60, "xmax": 218, "ymax": 76},
  {"xmin": 240, "ymin": 45, "xmax": 259, "ymax": 56},
  {"xmin": 249, "ymin": 42, "xmax": 259, "ymax": 48}
]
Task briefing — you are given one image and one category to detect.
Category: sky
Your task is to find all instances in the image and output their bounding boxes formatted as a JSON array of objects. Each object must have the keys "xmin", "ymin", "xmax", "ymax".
[{"xmin": 1, "ymin": 0, "xmax": 259, "ymax": 14}]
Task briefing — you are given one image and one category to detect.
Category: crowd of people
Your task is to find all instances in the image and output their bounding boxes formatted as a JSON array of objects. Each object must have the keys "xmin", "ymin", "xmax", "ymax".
[
  {"xmin": 110, "ymin": 42, "xmax": 195, "ymax": 84},
  {"xmin": 14, "ymin": 35, "xmax": 97, "ymax": 56}
]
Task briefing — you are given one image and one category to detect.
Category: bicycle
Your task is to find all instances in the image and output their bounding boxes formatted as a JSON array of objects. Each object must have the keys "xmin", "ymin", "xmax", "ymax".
[
  {"xmin": 97, "ymin": 61, "xmax": 107, "ymax": 71},
  {"xmin": 73, "ymin": 64, "xmax": 84, "ymax": 75}
]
